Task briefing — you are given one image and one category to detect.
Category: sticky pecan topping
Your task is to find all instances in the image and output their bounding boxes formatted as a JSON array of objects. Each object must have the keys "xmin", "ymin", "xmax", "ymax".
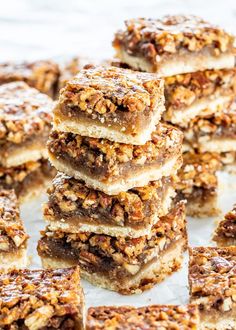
[
  {"xmin": 0, "ymin": 82, "xmax": 53, "ymax": 145},
  {"xmin": 113, "ymin": 15, "xmax": 235, "ymax": 61}
]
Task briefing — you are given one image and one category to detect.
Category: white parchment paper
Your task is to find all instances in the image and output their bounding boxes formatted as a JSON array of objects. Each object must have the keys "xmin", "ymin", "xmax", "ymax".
[{"xmin": 20, "ymin": 171, "xmax": 236, "ymax": 309}]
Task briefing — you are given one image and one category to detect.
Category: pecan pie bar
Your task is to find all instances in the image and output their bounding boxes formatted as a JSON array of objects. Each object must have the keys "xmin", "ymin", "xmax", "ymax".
[
  {"xmin": 0, "ymin": 160, "xmax": 56, "ymax": 202},
  {"xmin": 0, "ymin": 267, "xmax": 84, "ymax": 329},
  {"xmin": 86, "ymin": 304, "xmax": 199, "ymax": 329},
  {"xmin": 43, "ymin": 173, "xmax": 176, "ymax": 238},
  {"xmin": 48, "ymin": 123, "xmax": 183, "ymax": 195},
  {"xmin": 0, "ymin": 190, "xmax": 28, "ymax": 269},
  {"xmin": 176, "ymin": 152, "xmax": 221, "ymax": 217},
  {"xmin": 213, "ymin": 206, "xmax": 236, "ymax": 246},
  {"xmin": 189, "ymin": 246, "xmax": 236, "ymax": 330},
  {"xmin": 0, "ymin": 60, "xmax": 59, "ymax": 98},
  {"xmin": 38, "ymin": 202, "xmax": 187, "ymax": 295},
  {"xmin": 53, "ymin": 65, "xmax": 165, "ymax": 145},
  {"xmin": 113, "ymin": 15, "xmax": 236, "ymax": 77},
  {"xmin": 164, "ymin": 68, "xmax": 236, "ymax": 127},
  {"xmin": 184, "ymin": 105, "xmax": 236, "ymax": 153},
  {"xmin": 0, "ymin": 82, "xmax": 53, "ymax": 168}
]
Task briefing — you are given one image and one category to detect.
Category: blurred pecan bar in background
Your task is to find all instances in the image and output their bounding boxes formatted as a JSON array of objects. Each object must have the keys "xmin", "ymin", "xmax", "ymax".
[
  {"xmin": 189, "ymin": 246, "xmax": 236, "ymax": 330},
  {"xmin": 43, "ymin": 173, "xmax": 176, "ymax": 238},
  {"xmin": 176, "ymin": 152, "xmax": 221, "ymax": 217},
  {"xmin": 0, "ymin": 160, "xmax": 56, "ymax": 201},
  {"xmin": 86, "ymin": 304, "xmax": 199, "ymax": 329},
  {"xmin": 38, "ymin": 202, "xmax": 187, "ymax": 295},
  {"xmin": 0, "ymin": 267, "xmax": 84, "ymax": 329},
  {"xmin": 184, "ymin": 105, "xmax": 236, "ymax": 154},
  {"xmin": 0, "ymin": 60, "xmax": 59, "ymax": 98},
  {"xmin": 213, "ymin": 206, "xmax": 236, "ymax": 246},
  {"xmin": 0, "ymin": 82, "xmax": 53, "ymax": 168},
  {"xmin": 0, "ymin": 190, "xmax": 28, "ymax": 269},
  {"xmin": 53, "ymin": 65, "xmax": 165, "ymax": 145},
  {"xmin": 164, "ymin": 69, "xmax": 236, "ymax": 127},
  {"xmin": 113, "ymin": 15, "xmax": 236, "ymax": 77},
  {"xmin": 48, "ymin": 123, "xmax": 183, "ymax": 195}
]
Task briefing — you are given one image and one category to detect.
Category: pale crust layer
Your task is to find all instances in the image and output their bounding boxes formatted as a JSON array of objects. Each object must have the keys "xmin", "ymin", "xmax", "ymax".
[
  {"xmin": 0, "ymin": 247, "xmax": 28, "ymax": 270},
  {"xmin": 115, "ymin": 47, "xmax": 235, "ymax": 77}
]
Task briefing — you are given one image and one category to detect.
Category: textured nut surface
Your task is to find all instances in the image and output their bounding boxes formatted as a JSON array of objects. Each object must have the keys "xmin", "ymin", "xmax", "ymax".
[
  {"xmin": 44, "ymin": 172, "xmax": 174, "ymax": 227},
  {"xmin": 189, "ymin": 246, "xmax": 236, "ymax": 312},
  {"xmin": 0, "ymin": 82, "xmax": 53, "ymax": 145},
  {"xmin": 58, "ymin": 65, "xmax": 164, "ymax": 115},
  {"xmin": 213, "ymin": 205, "xmax": 236, "ymax": 244},
  {"xmin": 0, "ymin": 267, "xmax": 83, "ymax": 329},
  {"xmin": 0, "ymin": 189, "xmax": 28, "ymax": 252},
  {"xmin": 0, "ymin": 60, "xmax": 59, "ymax": 97},
  {"xmin": 87, "ymin": 304, "xmax": 199, "ymax": 329},
  {"xmin": 113, "ymin": 15, "xmax": 235, "ymax": 65}
]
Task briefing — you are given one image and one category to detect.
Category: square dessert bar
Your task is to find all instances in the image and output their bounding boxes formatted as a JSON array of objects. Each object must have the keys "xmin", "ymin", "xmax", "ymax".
[
  {"xmin": 54, "ymin": 65, "xmax": 165, "ymax": 145},
  {"xmin": 0, "ymin": 160, "xmax": 56, "ymax": 201},
  {"xmin": 184, "ymin": 106, "xmax": 236, "ymax": 153},
  {"xmin": 0, "ymin": 189, "xmax": 28, "ymax": 269},
  {"xmin": 44, "ymin": 173, "xmax": 176, "ymax": 238},
  {"xmin": 113, "ymin": 15, "xmax": 236, "ymax": 77},
  {"xmin": 38, "ymin": 202, "xmax": 187, "ymax": 295},
  {"xmin": 86, "ymin": 304, "xmax": 199, "ymax": 330},
  {"xmin": 176, "ymin": 152, "xmax": 221, "ymax": 217},
  {"xmin": 164, "ymin": 68, "xmax": 236, "ymax": 127},
  {"xmin": 0, "ymin": 60, "xmax": 59, "ymax": 98},
  {"xmin": 189, "ymin": 246, "xmax": 236, "ymax": 330},
  {"xmin": 48, "ymin": 123, "xmax": 183, "ymax": 195},
  {"xmin": 213, "ymin": 206, "xmax": 236, "ymax": 246},
  {"xmin": 0, "ymin": 267, "xmax": 84, "ymax": 329},
  {"xmin": 0, "ymin": 82, "xmax": 53, "ymax": 168}
]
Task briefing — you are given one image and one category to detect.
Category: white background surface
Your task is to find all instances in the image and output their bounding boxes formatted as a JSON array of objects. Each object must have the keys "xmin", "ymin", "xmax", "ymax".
[{"xmin": 3, "ymin": 0, "xmax": 236, "ymax": 309}]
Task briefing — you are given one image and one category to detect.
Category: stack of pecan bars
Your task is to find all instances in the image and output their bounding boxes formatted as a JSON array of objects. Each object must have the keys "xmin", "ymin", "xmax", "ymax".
[
  {"xmin": 0, "ymin": 81, "xmax": 56, "ymax": 201},
  {"xmin": 113, "ymin": 15, "xmax": 236, "ymax": 217},
  {"xmin": 37, "ymin": 65, "xmax": 187, "ymax": 294}
]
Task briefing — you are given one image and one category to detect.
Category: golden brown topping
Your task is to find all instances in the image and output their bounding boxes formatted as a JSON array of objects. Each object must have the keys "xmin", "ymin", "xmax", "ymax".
[
  {"xmin": 113, "ymin": 15, "xmax": 235, "ymax": 61},
  {"xmin": 0, "ymin": 190, "xmax": 28, "ymax": 251},
  {"xmin": 189, "ymin": 246, "xmax": 236, "ymax": 312},
  {"xmin": 0, "ymin": 267, "xmax": 83, "ymax": 329},
  {"xmin": 0, "ymin": 82, "xmax": 53, "ymax": 145},
  {"xmin": 44, "ymin": 173, "xmax": 173, "ymax": 227},
  {"xmin": 87, "ymin": 304, "xmax": 199, "ymax": 329},
  {"xmin": 48, "ymin": 123, "xmax": 183, "ymax": 172},
  {"xmin": 58, "ymin": 65, "xmax": 164, "ymax": 115},
  {"xmin": 176, "ymin": 152, "xmax": 221, "ymax": 195},
  {"xmin": 0, "ymin": 60, "xmax": 59, "ymax": 97},
  {"xmin": 165, "ymin": 69, "xmax": 236, "ymax": 110}
]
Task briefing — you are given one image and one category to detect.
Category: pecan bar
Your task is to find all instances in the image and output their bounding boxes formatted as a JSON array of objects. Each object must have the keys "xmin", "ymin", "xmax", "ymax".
[
  {"xmin": 44, "ymin": 173, "xmax": 176, "ymax": 238},
  {"xmin": 0, "ymin": 82, "xmax": 53, "ymax": 168},
  {"xmin": 0, "ymin": 159, "xmax": 56, "ymax": 202},
  {"xmin": 54, "ymin": 65, "xmax": 165, "ymax": 145},
  {"xmin": 164, "ymin": 68, "xmax": 236, "ymax": 127},
  {"xmin": 0, "ymin": 189, "xmax": 28, "ymax": 269},
  {"xmin": 0, "ymin": 266, "xmax": 84, "ymax": 329},
  {"xmin": 0, "ymin": 59, "xmax": 59, "ymax": 98},
  {"xmin": 189, "ymin": 246, "xmax": 236, "ymax": 330},
  {"xmin": 184, "ymin": 105, "xmax": 236, "ymax": 153},
  {"xmin": 48, "ymin": 123, "xmax": 183, "ymax": 195},
  {"xmin": 86, "ymin": 304, "xmax": 199, "ymax": 329},
  {"xmin": 176, "ymin": 151, "xmax": 221, "ymax": 217},
  {"xmin": 38, "ymin": 202, "xmax": 187, "ymax": 295},
  {"xmin": 213, "ymin": 206, "xmax": 236, "ymax": 246},
  {"xmin": 113, "ymin": 15, "xmax": 236, "ymax": 77}
]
